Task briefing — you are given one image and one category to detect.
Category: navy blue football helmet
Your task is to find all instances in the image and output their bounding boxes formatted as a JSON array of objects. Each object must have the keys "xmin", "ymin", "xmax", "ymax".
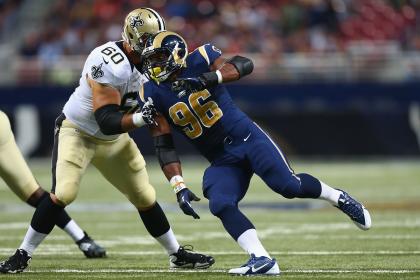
[{"xmin": 141, "ymin": 31, "xmax": 188, "ymax": 83}]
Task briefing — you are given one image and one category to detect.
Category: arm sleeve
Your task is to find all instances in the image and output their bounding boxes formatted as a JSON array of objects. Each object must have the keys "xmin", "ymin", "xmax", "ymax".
[{"xmin": 154, "ymin": 134, "xmax": 180, "ymax": 168}]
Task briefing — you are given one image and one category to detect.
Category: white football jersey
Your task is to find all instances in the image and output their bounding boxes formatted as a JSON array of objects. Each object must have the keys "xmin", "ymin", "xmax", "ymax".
[{"xmin": 63, "ymin": 41, "xmax": 148, "ymax": 140}]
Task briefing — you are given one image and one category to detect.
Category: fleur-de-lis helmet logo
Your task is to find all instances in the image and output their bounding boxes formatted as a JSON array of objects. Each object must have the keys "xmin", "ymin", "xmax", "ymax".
[{"xmin": 129, "ymin": 15, "xmax": 144, "ymax": 29}]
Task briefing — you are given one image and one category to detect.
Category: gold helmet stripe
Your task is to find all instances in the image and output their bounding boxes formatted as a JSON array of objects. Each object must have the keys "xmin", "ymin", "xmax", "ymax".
[
  {"xmin": 143, "ymin": 7, "xmax": 166, "ymax": 31},
  {"xmin": 152, "ymin": 31, "xmax": 179, "ymax": 49}
]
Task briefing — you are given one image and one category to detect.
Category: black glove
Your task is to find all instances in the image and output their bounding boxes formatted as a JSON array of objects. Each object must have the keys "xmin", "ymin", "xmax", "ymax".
[
  {"xmin": 171, "ymin": 72, "xmax": 219, "ymax": 98},
  {"xmin": 176, "ymin": 188, "xmax": 201, "ymax": 219}
]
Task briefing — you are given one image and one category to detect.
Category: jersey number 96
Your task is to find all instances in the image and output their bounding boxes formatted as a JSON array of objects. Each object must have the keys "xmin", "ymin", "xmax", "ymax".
[{"xmin": 169, "ymin": 90, "xmax": 223, "ymax": 139}]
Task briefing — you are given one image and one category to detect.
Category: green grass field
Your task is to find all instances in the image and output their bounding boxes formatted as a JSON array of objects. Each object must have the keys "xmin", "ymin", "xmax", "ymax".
[{"xmin": 0, "ymin": 158, "xmax": 419, "ymax": 279}]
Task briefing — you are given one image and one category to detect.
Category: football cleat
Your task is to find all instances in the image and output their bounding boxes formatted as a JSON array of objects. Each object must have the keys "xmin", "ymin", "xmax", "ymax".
[
  {"xmin": 0, "ymin": 249, "xmax": 31, "ymax": 274},
  {"xmin": 228, "ymin": 254, "xmax": 280, "ymax": 275},
  {"xmin": 76, "ymin": 231, "xmax": 107, "ymax": 258},
  {"xmin": 169, "ymin": 245, "xmax": 215, "ymax": 269},
  {"xmin": 336, "ymin": 190, "xmax": 371, "ymax": 230}
]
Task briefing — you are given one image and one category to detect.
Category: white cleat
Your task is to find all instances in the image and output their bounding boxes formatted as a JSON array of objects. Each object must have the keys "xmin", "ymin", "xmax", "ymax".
[{"xmin": 228, "ymin": 254, "xmax": 280, "ymax": 276}]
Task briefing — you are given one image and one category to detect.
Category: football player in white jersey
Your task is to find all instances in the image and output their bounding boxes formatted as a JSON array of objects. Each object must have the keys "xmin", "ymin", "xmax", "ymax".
[
  {"xmin": 0, "ymin": 110, "xmax": 106, "ymax": 258},
  {"xmin": 0, "ymin": 8, "xmax": 214, "ymax": 273}
]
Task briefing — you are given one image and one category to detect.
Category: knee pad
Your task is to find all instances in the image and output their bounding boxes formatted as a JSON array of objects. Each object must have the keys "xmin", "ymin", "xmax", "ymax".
[
  {"xmin": 209, "ymin": 197, "xmax": 236, "ymax": 217},
  {"xmin": 129, "ymin": 183, "xmax": 157, "ymax": 209},
  {"xmin": 0, "ymin": 111, "xmax": 13, "ymax": 145},
  {"xmin": 54, "ymin": 182, "xmax": 78, "ymax": 206}
]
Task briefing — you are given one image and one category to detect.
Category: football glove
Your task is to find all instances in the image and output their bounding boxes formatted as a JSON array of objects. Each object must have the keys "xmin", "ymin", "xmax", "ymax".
[
  {"xmin": 132, "ymin": 97, "xmax": 158, "ymax": 127},
  {"xmin": 171, "ymin": 72, "xmax": 219, "ymax": 98},
  {"xmin": 176, "ymin": 188, "xmax": 201, "ymax": 219}
]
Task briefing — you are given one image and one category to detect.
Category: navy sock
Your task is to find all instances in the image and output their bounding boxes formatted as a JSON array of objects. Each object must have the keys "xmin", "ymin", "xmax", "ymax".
[
  {"xmin": 296, "ymin": 173, "xmax": 322, "ymax": 198},
  {"xmin": 217, "ymin": 205, "xmax": 254, "ymax": 240}
]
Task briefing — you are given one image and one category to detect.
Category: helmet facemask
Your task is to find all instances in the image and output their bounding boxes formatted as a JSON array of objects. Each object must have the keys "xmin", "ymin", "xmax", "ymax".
[
  {"xmin": 142, "ymin": 48, "xmax": 182, "ymax": 83},
  {"xmin": 122, "ymin": 28, "xmax": 151, "ymax": 54}
]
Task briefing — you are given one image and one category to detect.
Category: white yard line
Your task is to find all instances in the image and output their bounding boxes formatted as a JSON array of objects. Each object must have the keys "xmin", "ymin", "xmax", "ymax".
[
  {"xmin": 1, "ymin": 219, "xmax": 420, "ymax": 232},
  {"xmin": 84, "ymin": 250, "xmax": 420, "ymax": 256},
  {"xmin": 1, "ymin": 249, "xmax": 419, "ymax": 256},
  {"xmin": 25, "ymin": 269, "xmax": 420, "ymax": 274}
]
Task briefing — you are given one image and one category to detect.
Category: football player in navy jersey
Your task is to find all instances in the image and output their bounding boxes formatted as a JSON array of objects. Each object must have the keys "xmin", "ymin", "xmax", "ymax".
[{"xmin": 139, "ymin": 31, "xmax": 372, "ymax": 275}]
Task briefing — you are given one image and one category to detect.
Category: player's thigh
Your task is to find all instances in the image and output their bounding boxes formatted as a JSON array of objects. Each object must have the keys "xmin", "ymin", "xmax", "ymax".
[
  {"xmin": 92, "ymin": 135, "xmax": 156, "ymax": 209},
  {"xmin": 0, "ymin": 113, "xmax": 38, "ymax": 201},
  {"xmin": 203, "ymin": 164, "xmax": 252, "ymax": 214},
  {"xmin": 247, "ymin": 123, "xmax": 296, "ymax": 190},
  {"xmin": 0, "ymin": 111, "xmax": 12, "ymax": 145},
  {"xmin": 53, "ymin": 122, "xmax": 93, "ymax": 205}
]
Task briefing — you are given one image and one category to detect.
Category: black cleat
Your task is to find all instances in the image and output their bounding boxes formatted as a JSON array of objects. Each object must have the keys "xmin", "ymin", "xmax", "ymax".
[
  {"xmin": 76, "ymin": 231, "xmax": 107, "ymax": 258},
  {"xmin": 169, "ymin": 245, "xmax": 215, "ymax": 269},
  {"xmin": 0, "ymin": 249, "xmax": 31, "ymax": 273}
]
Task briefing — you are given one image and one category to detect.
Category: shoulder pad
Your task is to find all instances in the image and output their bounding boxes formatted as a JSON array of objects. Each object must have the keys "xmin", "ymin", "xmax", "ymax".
[
  {"xmin": 86, "ymin": 42, "xmax": 132, "ymax": 86},
  {"xmin": 192, "ymin": 44, "xmax": 222, "ymax": 66}
]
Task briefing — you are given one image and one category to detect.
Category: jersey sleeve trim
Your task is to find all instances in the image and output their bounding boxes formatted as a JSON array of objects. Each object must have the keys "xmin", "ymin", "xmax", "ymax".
[{"xmin": 198, "ymin": 46, "xmax": 210, "ymax": 66}]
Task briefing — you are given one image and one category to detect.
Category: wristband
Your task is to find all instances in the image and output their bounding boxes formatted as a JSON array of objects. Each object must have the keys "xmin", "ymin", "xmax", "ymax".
[
  {"xmin": 132, "ymin": 112, "xmax": 145, "ymax": 127},
  {"xmin": 170, "ymin": 175, "xmax": 187, "ymax": 194},
  {"xmin": 215, "ymin": 70, "xmax": 223, "ymax": 84}
]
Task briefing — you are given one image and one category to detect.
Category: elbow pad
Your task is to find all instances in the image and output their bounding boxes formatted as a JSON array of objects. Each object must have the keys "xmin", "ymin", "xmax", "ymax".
[
  {"xmin": 154, "ymin": 134, "xmax": 180, "ymax": 168},
  {"xmin": 94, "ymin": 104, "xmax": 124, "ymax": 135},
  {"xmin": 227, "ymin": 55, "xmax": 254, "ymax": 78}
]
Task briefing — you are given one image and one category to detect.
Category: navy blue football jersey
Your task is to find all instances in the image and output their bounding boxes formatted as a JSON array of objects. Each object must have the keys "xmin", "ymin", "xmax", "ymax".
[{"xmin": 139, "ymin": 44, "xmax": 252, "ymax": 160}]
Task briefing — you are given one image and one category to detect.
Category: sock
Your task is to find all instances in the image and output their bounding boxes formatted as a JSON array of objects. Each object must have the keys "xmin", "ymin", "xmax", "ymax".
[
  {"xmin": 63, "ymin": 220, "xmax": 85, "ymax": 242},
  {"xmin": 55, "ymin": 210, "xmax": 72, "ymax": 229},
  {"xmin": 295, "ymin": 173, "xmax": 322, "ymax": 198},
  {"xmin": 155, "ymin": 228, "xmax": 180, "ymax": 255},
  {"xmin": 237, "ymin": 229, "xmax": 270, "ymax": 258},
  {"xmin": 138, "ymin": 202, "xmax": 171, "ymax": 237},
  {"xmin": 19, "ymin": 226, "xmax": 47, "ymax": 256},
  {"xmin": 138, "ymin": 202, "xmax": 180, "ymax": 254},
  {"xmin": 217, "ymin": 205, "xmax": 255, "ymax": 240},
  {"xmin": 319, "ymin": 181, "xmax": 342, "ymax": 206},
  {"xmin": 31, "ymin": 195, "xmax": 64, "ymax": 234}
]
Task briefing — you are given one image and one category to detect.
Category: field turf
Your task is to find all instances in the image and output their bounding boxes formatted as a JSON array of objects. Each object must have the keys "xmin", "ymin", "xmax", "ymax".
[{"xmin": 0, "ymin": 158, "xmax": 419, "ymax": 279}]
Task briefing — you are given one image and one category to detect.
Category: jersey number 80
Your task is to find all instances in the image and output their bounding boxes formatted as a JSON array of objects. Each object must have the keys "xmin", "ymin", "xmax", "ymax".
[{"xmin": 169, "ymin": 90, "xmax": 223, "ymax": 139}]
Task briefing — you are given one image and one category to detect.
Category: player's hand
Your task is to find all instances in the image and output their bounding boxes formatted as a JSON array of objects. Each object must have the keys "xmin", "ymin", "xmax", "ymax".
[
  {"xmin": 176, "ymin": 188, "xmax": 201, "ymax": 219},
  {"xmin": 171, "ymin": 77, "xmax": 207, "ymax": 98},
  {"xmin": 139, "ymin": 97, "xmax": 158, "ymax": 126}
]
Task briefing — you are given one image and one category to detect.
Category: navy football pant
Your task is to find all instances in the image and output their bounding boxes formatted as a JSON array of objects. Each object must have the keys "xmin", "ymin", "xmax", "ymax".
[{"xmin": 203, "ymin": 122, "xmax": 322, "ymax": 240}]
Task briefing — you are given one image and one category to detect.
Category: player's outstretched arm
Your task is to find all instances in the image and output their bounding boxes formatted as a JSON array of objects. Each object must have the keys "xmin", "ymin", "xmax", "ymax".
[
  {"xmin": 90, "ymin": 78, "xmax": 155, "ymax": 135},
  {"xmin": 210, "ymin": 55, "xmax": 254, "ymax": 83},
  {"xmin": 171, "ymin": 55, "xmax": 253, "ymax": 97},
  {"xmin": 149, "ymin": 116, "xmax": 201, "ymax": 219}
]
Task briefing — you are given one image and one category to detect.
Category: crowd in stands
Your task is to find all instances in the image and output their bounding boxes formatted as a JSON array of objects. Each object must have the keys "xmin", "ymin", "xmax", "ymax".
[
  {"xmin": 3, "ymin": 0, "xmax": 420, "ymax": 61},
  {"xmin": 0, "ymin": 0, "xmax": 23, "ymax": 44}
]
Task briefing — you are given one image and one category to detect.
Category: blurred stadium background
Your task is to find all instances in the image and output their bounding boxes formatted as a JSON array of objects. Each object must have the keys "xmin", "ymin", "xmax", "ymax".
[
  {"xmin": 1, "ymin": 1, "xmax": 420, "ymax": 278},
  {"xmin": 1, "ymin": 0, "xmax": 420, "ymax": 157}
]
